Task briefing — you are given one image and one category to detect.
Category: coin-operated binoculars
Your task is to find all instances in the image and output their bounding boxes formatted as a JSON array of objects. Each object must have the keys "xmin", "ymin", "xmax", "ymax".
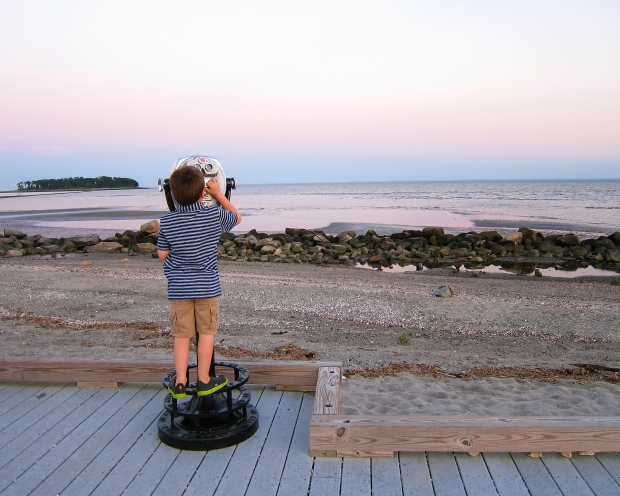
[{"xmin": 157, "ymin": 156, "xmax": 258, "ymax": 450}]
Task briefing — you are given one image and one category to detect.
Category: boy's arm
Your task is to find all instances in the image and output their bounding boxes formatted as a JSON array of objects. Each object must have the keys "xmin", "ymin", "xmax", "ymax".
[
  {"xmin": 205, "ymin": 179, "xmax": 242, "ymax": 225},
  {"xmin": 158, "ymin": 249, "xmax": 169, "ymax": 261}
]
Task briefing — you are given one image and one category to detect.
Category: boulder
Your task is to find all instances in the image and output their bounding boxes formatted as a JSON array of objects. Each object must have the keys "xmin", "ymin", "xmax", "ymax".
[
  {"xmin": 422, "ymin": 226, "xmax": 444, "ymax": 237},
  {"xmin": 85, "ymin": 242, "xmax": 123, "ymax": 253},
  {"xmin": 434, "ymin": 286, "xmax": 453, "ymax": 297},
  {"xmin": 0, "ymin": 237, "xmax": 13, "ymax": 245},
  {"xmin": 539, "ymin": 241, "xmax": 557, "ymax": 253},
  {"xmin": 505, "ymin": 232, "xmax": 523, "ymax": 244},
  {"xmin": 518, "ymin": 227, "xmax": 541, "ymax": 243},
  {"xmin": 557, "ymin": 234, "xmax": 580, "ymax": 247},
  {"xmin": 3, "ymin": 229, "xmax": 26, "ymax": 239},
  {"xmin": 480, "ymin": 231, "xmax": 502, "ymax": 242},
  {"xmin": 607, "ymin": 249, "xmax": 620, "ymax": 263},
  {"xmin": 136, "ymin": 242, "xmax": 157, "ymax": 253},
  {"xmin": 595, "ymin": 237, "xmax": 616, "ymax": 250},
  {"xmin": 313, "ymin": 233, "xmax": 330, "ymax": 243},
  {"xmin": 337, "ymin": 231, "xmax": 356, "ymax": 240},
  {"xmin": 437, "ymin": 234, "xmax": 455, "ymax": 245},
  {"xmin": 609, "ymin": 232, "xmax": 620, "ymax": 245},
  {"xmin": 6, "ymin": 249, "xmax": 24, "ymax": 257},
  {"xmin": 260, "ymin": 245, "xmax": 276, "ymax": 254},
  {"xmin": 140, "ymin": 220, "xmax": 160, "ymax": 235},
  {"xmin": 571, "ymin": 246, "xmax": 588, "ymax": 258}
]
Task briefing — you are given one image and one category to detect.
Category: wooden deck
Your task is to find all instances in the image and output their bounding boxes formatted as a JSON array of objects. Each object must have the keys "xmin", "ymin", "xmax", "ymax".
[{"xmin": 1, "ymin": 382, "xmax": 620, "ymax": 495}]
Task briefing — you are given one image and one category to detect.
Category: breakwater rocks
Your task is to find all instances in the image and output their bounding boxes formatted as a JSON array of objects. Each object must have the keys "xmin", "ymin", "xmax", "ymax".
[{"xmin": 2, "ymin": 223, "xmax": 620, "ymax": 273}]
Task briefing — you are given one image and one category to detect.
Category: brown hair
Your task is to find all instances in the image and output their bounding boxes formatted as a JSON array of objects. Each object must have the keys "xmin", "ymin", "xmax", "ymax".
[{"xmin": 169, "ymin": 166, "xmax": 204, "ymax": 206}]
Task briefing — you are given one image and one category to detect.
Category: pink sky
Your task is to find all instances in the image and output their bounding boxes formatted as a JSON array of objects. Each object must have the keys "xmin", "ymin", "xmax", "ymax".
[{"xmin": 1, "ymin": 1, "xmax": 619, "ymax": 189}]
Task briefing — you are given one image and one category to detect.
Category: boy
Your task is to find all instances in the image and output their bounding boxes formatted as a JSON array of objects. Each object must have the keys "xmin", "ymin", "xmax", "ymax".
[{"xmin": 157, "ymin": 166, "xmax": 241, "ymax": 398}]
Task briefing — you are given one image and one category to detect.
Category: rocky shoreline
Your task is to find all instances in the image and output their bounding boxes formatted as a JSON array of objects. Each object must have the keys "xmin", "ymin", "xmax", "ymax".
[{"xmin": 2, "ymin": 222, "xmax": 620, "ymax": 274}]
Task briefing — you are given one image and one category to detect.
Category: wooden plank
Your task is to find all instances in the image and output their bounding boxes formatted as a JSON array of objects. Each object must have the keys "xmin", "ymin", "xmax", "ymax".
[
  {"xmin": 427, "ymin": 452, "xmax": 466, "ymax": 496},
  {"xmin": 0, "ymin": 383, "xmax": 73, "ymax": 449},
  {"xmin": 596, "ymin": 452, "xmax": 620, "ymax": 485},
  {"xmin": 454, "ymin": 452, "xmax": 498, "ymax": 496},
  {"xmin": 0, "ymin": 386, "xmax": 98, "ymax": 470},
  {"xmin": 214, "ymin": 388, "xmax": 284, "ymax": 496},
  {"xmin": 275, "ymin": 384, "xmax": 316, "ymax": 391},
  {"xmin": 399, "ymin": 452, "xmax": 434, "ymax": 496},
  {"xmin": 277, "ymin": 393, "xmax": 315, "ymax": 496},
  {"xmin": 313, "ymin": 366, "xmax": 341, "ymax": 415},
  {"xmin": 482, "ymin": 453, "xmax": 530, "ymax": 496},
  {"xmin": 122, "ymin": 443, "xmax": 180, "ymax": 496},
  {"xmin": 1, "ymin": 384, "xmax": 145, "ymax": 496},
  {"xmin": 570, "ymin": 454, "xmax": 620, "ymax": 496},
  {"xmin": 309, "ymin": 457, "xmax": 342, "ymax": 496},
  {"xmin": 60, "ymin": 386, "xmax": 165, "ymax": 496},
  {"xmin": 510, "ymin": 452, "xmax": 563, "ymax": 496},
  {"xmin": 90, "ymin": 417, "xmax": 163, "ymax": 496},
  {"xmin": 183, "ymin": 386, "xmax": 267, "ymax": 496},
  {"xmin": 340, "ymin": 457, "xmax": 371, "ymax": 496},
  {"xmin": 77, "ymin": 381, "xmax": 123, "ymax": 388},
  {"xmin": 541, "ymin": 453, "xmax": 597, "ymax": 496},
  {"xmin": 246, "ymin": 392, "xmax": 305, "ymax": 496},
  {"xmin": 0, "ymin": 382, "xmax": 43, "ymax": 417},
  {"xmin": 30, "ymin": 384, "xmax": 160, "ymax": 496},
  {"xmin": 371, "ymin": 456, "xmax": 404, "ymax": 495},
  {"xmin": 152, "ymin": 450, "xmax": 207, "ymax": 496},
  {"xmin": 0, "ymin": 387, "xmax": 118, "ymax": 492},
  {"xmin": 310, "ymin": 415, "xmax": 620, "ymax": 454},
  {"xmin": 0, "ymin": 357, "xmax": 341, "ymax": 386}
]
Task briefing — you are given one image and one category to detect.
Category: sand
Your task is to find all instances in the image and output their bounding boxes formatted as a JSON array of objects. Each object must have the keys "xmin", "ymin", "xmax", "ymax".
[{"xmin": 1, "ymin": 254, "xmax": 619, "ymax": 417}]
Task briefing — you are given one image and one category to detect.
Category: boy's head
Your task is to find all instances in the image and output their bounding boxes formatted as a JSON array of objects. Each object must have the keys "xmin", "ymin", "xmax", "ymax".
[{"xmin": 169, "ymin": 166, "xmax": 205, "ymax": 206}]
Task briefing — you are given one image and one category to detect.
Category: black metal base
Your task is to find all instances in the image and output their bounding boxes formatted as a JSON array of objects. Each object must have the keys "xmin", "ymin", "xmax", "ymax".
[{"xmin": 157, "ymin": 361, "xmax": 259, "ymax": 451}]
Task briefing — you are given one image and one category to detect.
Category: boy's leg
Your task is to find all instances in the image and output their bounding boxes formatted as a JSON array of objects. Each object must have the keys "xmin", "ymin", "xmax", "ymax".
[
  {"xmin": 197, "ymin": 334, "xmax": 215, "ymax": 383},
  {"xmin": 174, "ymin": 337, "xmax": 191, "ymax": 384},
  {"xmin": 195, "ymin": 297, "xmax": 220, "ymax": 383},
  {"xmin": 169, "ymin": 300, "xmax": 196, "ymax": 385}
]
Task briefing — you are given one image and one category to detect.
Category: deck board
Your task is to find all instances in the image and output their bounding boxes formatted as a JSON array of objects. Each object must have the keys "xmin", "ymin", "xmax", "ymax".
[
  {"xmin": 0, "ymin": 381, "xmax": 618, "ymax": 496},
  {"xmin": 399, "ymin": 452, "xmax": 434, "ymax": 496}
]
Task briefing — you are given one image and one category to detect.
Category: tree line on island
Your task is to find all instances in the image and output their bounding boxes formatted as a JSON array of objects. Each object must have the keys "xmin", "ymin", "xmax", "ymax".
[{"xmin": 16, "ymin": 176, "xmax": 139, "ymax": 190}]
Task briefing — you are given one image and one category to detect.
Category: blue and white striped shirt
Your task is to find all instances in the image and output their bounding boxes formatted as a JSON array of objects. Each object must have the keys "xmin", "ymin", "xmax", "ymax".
[{"xmin": 157, "ymin": 202, "xmax": 237, "ymax": 300}]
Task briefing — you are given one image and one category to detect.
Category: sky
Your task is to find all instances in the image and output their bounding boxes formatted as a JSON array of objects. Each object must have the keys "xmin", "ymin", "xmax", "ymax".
[{"xmin": 1, "ymin": 1, "xmax": 619, "ymax": 190}]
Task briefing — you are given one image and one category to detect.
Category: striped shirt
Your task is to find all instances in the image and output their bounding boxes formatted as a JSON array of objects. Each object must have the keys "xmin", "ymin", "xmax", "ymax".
[{"xmin": 157, "ymin": 202, "xmax": 237, "ymax": 300}]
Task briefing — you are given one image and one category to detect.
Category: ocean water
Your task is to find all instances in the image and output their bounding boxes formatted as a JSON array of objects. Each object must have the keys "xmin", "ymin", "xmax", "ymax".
[{"xmin": 0, "ymin": 180, "xmax": 618, "ymax": 240}]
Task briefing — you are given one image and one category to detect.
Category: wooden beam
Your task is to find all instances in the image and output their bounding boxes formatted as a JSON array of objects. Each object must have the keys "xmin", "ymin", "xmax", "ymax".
[
  {"xmin": 313, "ymin": 366, "xmax": 341, "ymax": 415},
  {"xmin": 0, "ymin": 358, "xmax": 341, "ymax": 386},
  {"xmin": 310, "ymin": 415, "xmax": 620, "ymax": 456}
]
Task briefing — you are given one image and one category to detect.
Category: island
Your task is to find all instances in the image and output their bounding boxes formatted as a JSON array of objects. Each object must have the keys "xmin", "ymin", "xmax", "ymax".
[{"xmin": 16, "ymin": 176, "xmax": 139, "ymax": 190}]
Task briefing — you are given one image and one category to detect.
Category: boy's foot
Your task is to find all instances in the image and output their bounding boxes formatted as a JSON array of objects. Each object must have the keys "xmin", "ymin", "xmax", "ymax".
[
  {"xmin": 197, "ymin": 375, "xmax": 228, "ymax": 396},
  {"xmin": 168, "ymin": 374, "xmax": 187, "ymax": 399}
]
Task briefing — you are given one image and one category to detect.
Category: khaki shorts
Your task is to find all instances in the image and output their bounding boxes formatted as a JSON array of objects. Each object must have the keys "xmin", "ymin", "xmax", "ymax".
[{"xmin": 169, "ymin": 298, "xmax": 219, "ymax": 338}]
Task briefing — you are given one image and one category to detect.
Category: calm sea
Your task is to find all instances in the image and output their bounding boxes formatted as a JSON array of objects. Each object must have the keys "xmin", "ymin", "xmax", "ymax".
[{"xmin": 0, "ymin": 180, "xmax": 618, "ymax": 240}]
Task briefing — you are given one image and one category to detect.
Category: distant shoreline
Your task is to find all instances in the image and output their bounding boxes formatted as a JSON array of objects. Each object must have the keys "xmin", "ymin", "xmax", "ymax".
[{"xmin": 0, "ymin": 187, "xmax": 148, "ymax": 197}]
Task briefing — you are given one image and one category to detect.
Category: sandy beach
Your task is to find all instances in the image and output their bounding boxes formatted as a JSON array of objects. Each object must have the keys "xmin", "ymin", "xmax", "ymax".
[{"xmin": 1, "ymin": 254, "xmax": 619, "ymax": 416}]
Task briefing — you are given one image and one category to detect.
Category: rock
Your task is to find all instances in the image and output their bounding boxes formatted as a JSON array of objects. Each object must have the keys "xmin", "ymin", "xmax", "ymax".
[
  {"xmin": 261, "ymin": 245, "xmax": 276, "ymax": 254},
  {"xmin": 437, "ymin": 234, "xmax": 455, "ymax": 245},
  {"xmin": 480, "ymin": 231, "xmax": 502, "ymax": 242},
  {"xmin": 422, "ymin": 226, "xmax": 444, "ymax": 237},
  {"xmin": 122, "ymin": 258, "xmax": 130, "ymax": 262},
  {"xmin": 3, "ymin": 229, "xmax": 26, "ymax": 239},
  {"xmin": 519, "ymin": 227, "xmax": 541, "ymax": 243},
  {"xmin": 337, "ymin": 231, "xmax": 356, "ymax": 239},
  {"xmin": 368, "ymin": 255, "xmax": 382, "ymax": 263},
  {"xmin": 126, "ymin": 300, "xmax": 135, "ymax": 305},
  {"xmin": 313, "ymin": 234, "xmax": 330, "ymax": 243},
  {"xmin": 136, "ymin": 242, "xmax": 157, "ymax": 253},
  {"xmin": 79, "ymin": 260, "xmax": 92, "ymax": 266},
  {"xmin": 595, "ymin": 237, "xmax": 616, "ymax": 250},
  {"xmin": 332, "ymin": 244, "xmax": 348, "ymax": 254},
  {"xmin": 571, "ymin": 246, "xmax": 588, "ymax": 258},
  {"xmin": 140, "ymin": 220, "xmax": 160, "ymax": 234},
  {"xmin": 85, "ymin": 242, "xmax": 123, "ymax": 253},
  {"xmin": 535, "ymin": 269, "xmax": 543, "ymax": 277},
  {"xmin": 609, "ymin": 232, "xmax": 620, "ymax": 245},
  {"xmin": 607, "ymin": 249, "xmax": 620, "ymax": 263},
  {"xmin": 505, "ymin": 232, "xmax": 523, "ymax": 244},
  {"xmin": 0, "ymin": 238, "xmax": 13, "ymax": 245},
  {"xmin": 255, "ymin": 237, "xmax": 273, "ymax": 248},
  {"xmin": 6, "ymin": 249, "xmax": 24, "ymax": 257},
  {"xmin": 434, "ymin": 286, "xmax": 453, "ymax": 297},
  {"xmin": 539, "ymin": 241, "xmax": 556, "ymax": 253},
  {"xmin": 557, "ymin": 234, "xmax": 580, "ymax": 247}
]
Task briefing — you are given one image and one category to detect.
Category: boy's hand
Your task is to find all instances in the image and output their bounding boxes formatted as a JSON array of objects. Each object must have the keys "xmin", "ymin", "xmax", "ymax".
[{"xmin": 205, "ymin": 178, "xmax": 224, "ymax": 199}]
